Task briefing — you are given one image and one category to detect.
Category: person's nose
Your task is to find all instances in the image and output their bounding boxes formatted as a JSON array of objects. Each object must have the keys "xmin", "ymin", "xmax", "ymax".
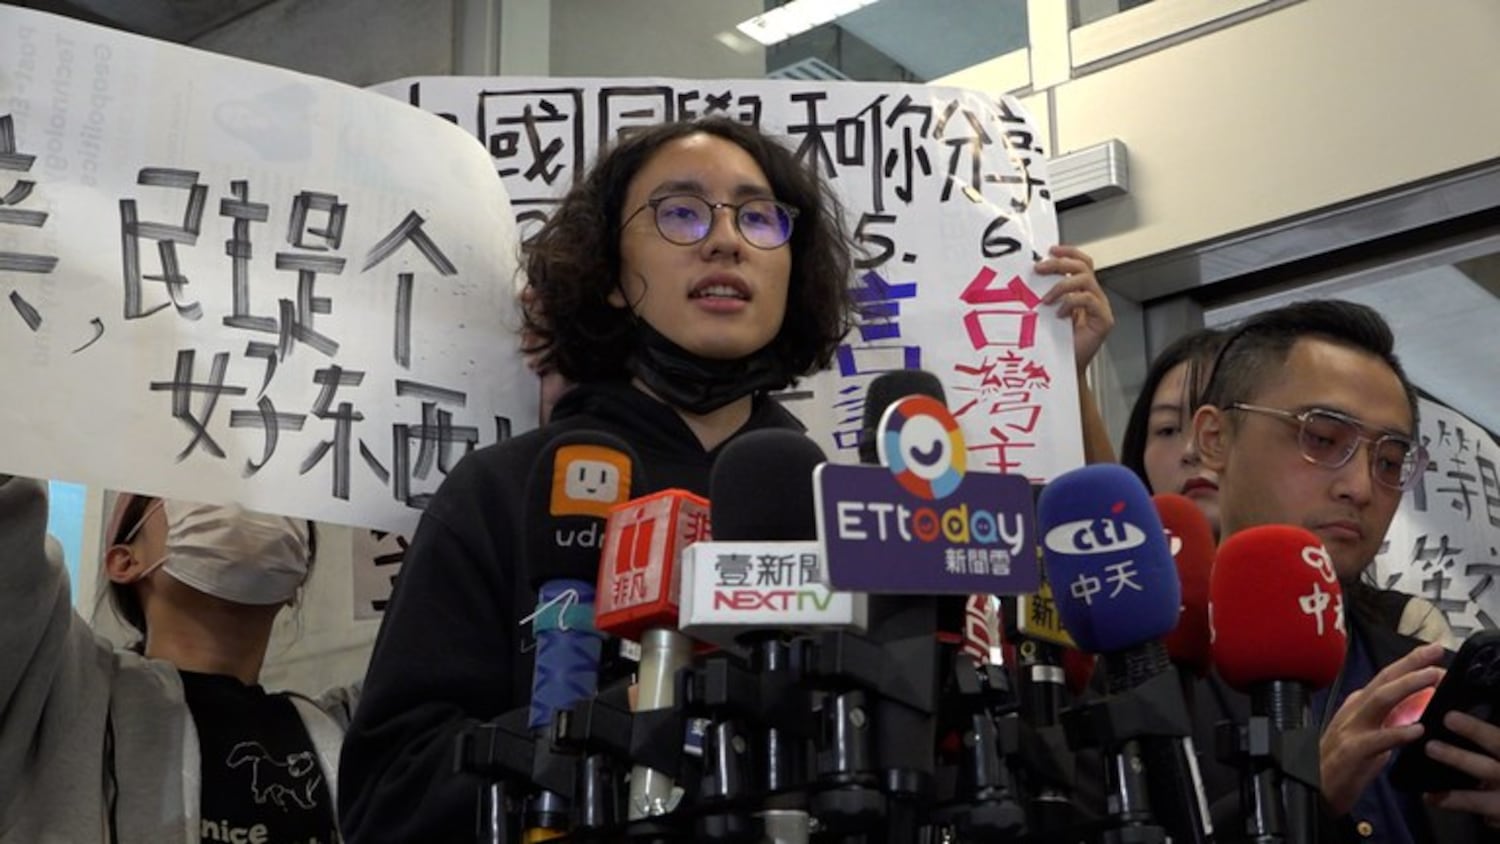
[
  {"xmin": 698, "ymin": 204, "xmax": 744, "ymax": 260},
  {"xmin": 1330, "ymin": 439, "xmax": 1377, "ymax": 505}
]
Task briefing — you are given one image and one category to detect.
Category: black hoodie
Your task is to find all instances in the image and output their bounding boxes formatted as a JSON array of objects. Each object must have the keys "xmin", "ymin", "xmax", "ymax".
[{"xmin": 337, "ymin": 381, "xmax": 805, "ymax": 843}]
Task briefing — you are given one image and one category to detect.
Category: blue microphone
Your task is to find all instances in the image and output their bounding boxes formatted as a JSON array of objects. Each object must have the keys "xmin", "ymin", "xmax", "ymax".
[
  {"xmin": 521, "ymin": 429, "xmax": 645, "ymax": 836},
  {"xmin": 1037, "ymin": 464, "xmax": 1179, "ymax": 655},
  {"xmin": 1038, "ymin": 464, "xmax": 1212, "ymax": 844}
]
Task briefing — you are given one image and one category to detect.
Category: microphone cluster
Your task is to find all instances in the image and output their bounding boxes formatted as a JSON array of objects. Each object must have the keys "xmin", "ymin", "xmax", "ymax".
[{"xmin": 454, "ymin": 372, "xmax": 1351, "ymax": 844}]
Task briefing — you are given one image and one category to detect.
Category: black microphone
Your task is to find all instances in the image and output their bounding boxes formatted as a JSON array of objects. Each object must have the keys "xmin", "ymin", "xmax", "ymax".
[
  {"xmin": 699, "ymin": 428, "xmax": 833, "ymax": 843},
  {"xmin": 857, "ymin": 369, "xmax": 946, "ymax": 465},
  {"xmin": 521, "ymin": 429, "xmax": 645, "ymax": 837},
  {"xmin": 857, "ymin": 369, "xmax": 948, "ymax": 843}
]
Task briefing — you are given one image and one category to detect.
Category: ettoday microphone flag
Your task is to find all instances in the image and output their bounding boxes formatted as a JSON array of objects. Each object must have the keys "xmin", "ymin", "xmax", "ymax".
[
  {"xmin": 1037, "ymin": 464, "xmax": 1181, "ymax": 655},
  {"xmin": 815, "ymin": 394, "xmax": 1038, "ymax": 594}
]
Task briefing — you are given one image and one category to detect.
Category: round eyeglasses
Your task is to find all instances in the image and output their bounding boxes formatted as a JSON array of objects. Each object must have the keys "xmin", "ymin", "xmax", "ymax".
[
  {"xmin": 1229, "ymin": 403, "xmax": 1429, "ymax": 491},
  {"xmin": 623, "ymin": 194, "xmax": 798, "ymax": 250}
]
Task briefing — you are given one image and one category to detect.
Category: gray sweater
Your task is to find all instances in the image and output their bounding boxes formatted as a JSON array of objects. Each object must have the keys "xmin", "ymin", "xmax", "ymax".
[{"xmin": 0, "ymin": 476, "xmax": 352, "ymax": 842}]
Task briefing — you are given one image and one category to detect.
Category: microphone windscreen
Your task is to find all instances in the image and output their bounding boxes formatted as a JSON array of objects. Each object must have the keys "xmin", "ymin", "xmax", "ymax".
[
  {"xmin": 858, "ymin": 369, "xmax": 946, "ymax": 465},
  {"xmin": 1211, "ymin": 525, "xmax": 1347, "ymax": 692},
  {"xmin": 1037, "ymin": 464, "xmax": 1181, "ymax": 654},
  {"xmin": 1154, "ymin": 494, "xmax": 1216, "ymax": 676},
  {"xmin": 523, "ymin": 429, "xmax": 645, "ymax": 587},
  {"xmin": 1063, "ymin": 648, "xmax": 1097, "ymax": 697},
  {"xmin": 711, "ymin": 429, "xmax": 827, "ymax": 541}
]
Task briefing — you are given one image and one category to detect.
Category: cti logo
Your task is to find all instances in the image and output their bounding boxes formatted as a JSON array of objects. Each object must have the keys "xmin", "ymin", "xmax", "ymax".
[
  {"xmin": 550, "ymin": 444, "xmax": 633, "ymax": 519},
  {"xmin": 1042, "ymin": 501, "xmax": 1149, "ymax": 555}
]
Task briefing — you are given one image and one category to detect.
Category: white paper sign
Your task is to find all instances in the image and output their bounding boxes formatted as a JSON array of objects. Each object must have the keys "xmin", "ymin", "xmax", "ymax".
[
  {"xmin": 1374, "ymin": 397, "xmax": 1500, "ymax": 636},
  {"xmin": 371, "ymin": 75, "xmax": 1082, "ymax": 480},
  {"xmin": 0, "ymin": 9, "xmax": 538, "ymax": 535}
]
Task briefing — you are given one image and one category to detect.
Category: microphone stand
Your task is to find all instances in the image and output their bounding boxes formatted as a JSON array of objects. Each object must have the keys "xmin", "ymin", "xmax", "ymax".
[
  {"xmin": 554, "ymin": 678, "xmax": 699, "ymax": 842},
  {"xmin": 807, "ymin": 631, "xmax": 888, "ymax": 841},
  {"xmin": 1216, "ymin": 681, "xmax": 1320, "ymax": 844},
  {"xmin": 456, "ymin": 707, "xmax": 577, "ymax": 844},
  {"xmin": 682, "ymin": 654, "xmax": 760, "ymax": 843},
  {"xmin": 931, "ymin": 653, "xmax": 1027, "ymax": 840},
  {"xmin": 1010, "ymin": 638, "xmax": 1079, "ymax": 835},
  {"xmin": 756, "ymin": 637, "xmax": 815, "ymax": 844},
  {"xmin": 1061, "ymin": 652, "xmax": 1195, "ymax": 844}
]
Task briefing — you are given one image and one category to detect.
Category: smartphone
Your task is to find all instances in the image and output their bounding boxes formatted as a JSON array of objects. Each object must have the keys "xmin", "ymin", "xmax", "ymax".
[{"xmin": 1390, "ymin": 629, "xmax": 1500, "ymax": 793}]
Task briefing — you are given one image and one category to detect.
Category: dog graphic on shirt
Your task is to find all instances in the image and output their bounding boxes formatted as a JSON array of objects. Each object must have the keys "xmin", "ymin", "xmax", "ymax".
[{"xmin": 227, "ymin": 742, "xmax": 322, "ymax": 811}]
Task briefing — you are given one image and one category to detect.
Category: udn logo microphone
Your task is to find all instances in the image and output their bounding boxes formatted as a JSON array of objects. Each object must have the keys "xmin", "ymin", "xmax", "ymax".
[{"xmin": 549, "ymin": 444, "xmax": 633, "ymax": 549}]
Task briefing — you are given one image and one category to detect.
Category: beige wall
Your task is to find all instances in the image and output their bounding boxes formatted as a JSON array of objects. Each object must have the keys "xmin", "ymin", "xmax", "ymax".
[{"xmin": 1034, "ymin": 0, "xmax": 1500, "ymax": 268}]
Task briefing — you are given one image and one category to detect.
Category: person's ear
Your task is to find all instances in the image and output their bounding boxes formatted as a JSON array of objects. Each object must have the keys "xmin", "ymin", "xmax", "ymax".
[
  {"xmin": 104, "ymin": 544, "xmax": 146, "ymax": 585},
  {"xmin": 606, "ymin": 286, "xmax": 626, "ymax": 308},
  {"xmin": 1194, "ymin": 405, "xmax": 1231, "ymax": 472}
]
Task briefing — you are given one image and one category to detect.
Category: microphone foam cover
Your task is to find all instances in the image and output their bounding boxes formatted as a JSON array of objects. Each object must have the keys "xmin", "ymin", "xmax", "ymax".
[
  {"xmin": 1211, "ymin": 525, "xmax": 1347, "ymax": 692},
  {"xmin": 1063, "ymin": 648, "xmax": 1097, "ymax": 698},
  {"xmin": 523, "ymin": 429, "xmax": 645, "ymax": 586},
  {"xmin": 1154, "ymin": 494, "xmax": 1216, "ymax": 676},
  {"xmin": 1037, "ymin": 464, "xmax": 1181, "ymax": 654},
  {"xmin": 711, "ymin": 429, "xmax": 827, "ymax": 541},
  {"xmin": 858, "ymin": 369, "xmax": 946, "ymax": 465}
]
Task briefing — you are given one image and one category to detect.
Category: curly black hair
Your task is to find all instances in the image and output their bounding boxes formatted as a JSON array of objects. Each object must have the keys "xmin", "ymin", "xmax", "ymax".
[{"xmin": 521, "ymin": 116, "xmax": 855, "ymax": 383}]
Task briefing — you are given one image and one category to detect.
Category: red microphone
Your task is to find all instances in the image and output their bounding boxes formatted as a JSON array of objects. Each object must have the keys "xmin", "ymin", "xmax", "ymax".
[
  {"xmin": 1211, "ymin": 525, "xmax": 1346, "ymax": 693},
  {"xmin": 1211, "ymin": 525, "xmax": 1346, "ymax": 844},
  {"xmin": 595, "ymin": 488, "xmax": 711, "ymax": 819},
  {"xmin": 1153, "ymin": 494, "xmax": 1215, "ymax": 677}
]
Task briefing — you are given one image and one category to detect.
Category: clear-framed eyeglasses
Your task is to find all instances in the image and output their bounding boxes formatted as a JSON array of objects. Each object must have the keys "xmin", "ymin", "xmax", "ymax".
[
  {"xmin": 623, "ymin": 194, "xmax": 798, "ymax": 250},
  {"xmin": 1229, "ymin": 402, "xmax": 1429, "ymax": 491}
]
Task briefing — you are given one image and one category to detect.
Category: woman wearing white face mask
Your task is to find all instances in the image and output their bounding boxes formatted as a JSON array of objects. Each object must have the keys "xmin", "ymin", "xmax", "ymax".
[{"xmin": 0, "ymin": 478, "xmax": 351, "ymax": 843}]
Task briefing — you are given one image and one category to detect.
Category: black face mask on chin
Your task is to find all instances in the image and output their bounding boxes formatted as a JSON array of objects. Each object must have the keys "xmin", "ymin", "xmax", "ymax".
[{"xmin": 625, "ymin": 319, "xmax": 791, "ymax": 415}]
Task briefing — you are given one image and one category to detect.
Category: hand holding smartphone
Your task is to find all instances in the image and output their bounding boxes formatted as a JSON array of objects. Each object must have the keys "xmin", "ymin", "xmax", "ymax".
[{"xmin": 1389, "ymin": 630, "xmax": 1500, "ymax": 793}]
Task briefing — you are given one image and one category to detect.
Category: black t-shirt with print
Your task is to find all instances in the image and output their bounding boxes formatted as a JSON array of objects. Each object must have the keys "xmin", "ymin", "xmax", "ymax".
[{"xmin": 180, "ymin": 670, "xmax": 338, "ymax": 844}]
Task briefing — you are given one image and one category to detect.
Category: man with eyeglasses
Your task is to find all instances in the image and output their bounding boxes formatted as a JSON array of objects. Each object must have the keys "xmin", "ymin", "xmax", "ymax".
[{"xmin": 1190, "ymin": 299, "xmax": 1499, "ymax": 841}]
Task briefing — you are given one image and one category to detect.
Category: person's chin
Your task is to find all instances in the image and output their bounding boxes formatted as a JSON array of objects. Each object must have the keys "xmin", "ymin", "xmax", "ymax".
[
  {"xmin": 685, "ymin": 332, "xmax": 773, "ymax": 361},
  {"xmin": 1315, "ymin": 534, "xmax": 1372, "ymax": 579}
]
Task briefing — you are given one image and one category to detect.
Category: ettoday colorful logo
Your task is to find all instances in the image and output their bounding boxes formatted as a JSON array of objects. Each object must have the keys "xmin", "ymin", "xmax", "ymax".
[{"xmin": 877, "ymin": 395, "xmax": 967, "ymax": 500}]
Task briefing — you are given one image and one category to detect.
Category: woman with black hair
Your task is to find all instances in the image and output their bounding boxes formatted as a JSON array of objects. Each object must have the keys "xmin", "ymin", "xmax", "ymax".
[{"xmin": 1119, "ymin": 328, "xmax": 1227, "ymax": 534}]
